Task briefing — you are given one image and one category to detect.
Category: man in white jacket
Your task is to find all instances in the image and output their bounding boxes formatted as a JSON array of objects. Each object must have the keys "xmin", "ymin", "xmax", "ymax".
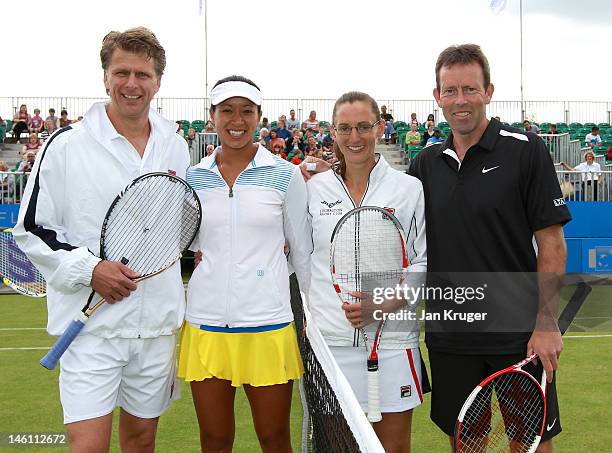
[{"xmin": 13, "ymin": 27, "xmax": 189, "ymax": 453}]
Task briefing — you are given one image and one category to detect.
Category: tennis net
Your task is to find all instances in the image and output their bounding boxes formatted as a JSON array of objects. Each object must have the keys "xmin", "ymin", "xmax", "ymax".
[{"xmin": 290, "ymin": 275, "xmax": 384, "ymax": 453}]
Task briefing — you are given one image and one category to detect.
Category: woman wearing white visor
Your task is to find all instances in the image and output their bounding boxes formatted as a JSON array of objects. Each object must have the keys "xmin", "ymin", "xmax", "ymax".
[{"xmin": 178, "ymin": 76, "xmax": 311, "ymax": 452}]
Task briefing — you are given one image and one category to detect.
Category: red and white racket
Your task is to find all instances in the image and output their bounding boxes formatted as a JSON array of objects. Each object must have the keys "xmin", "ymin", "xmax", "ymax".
[
  {"xmin": 454, "ymin": 282, "xmax": 592, "ymax": 453},
  {"xmin": 330, "ymin": 206, "xmax": 408, "ymax": 423}
]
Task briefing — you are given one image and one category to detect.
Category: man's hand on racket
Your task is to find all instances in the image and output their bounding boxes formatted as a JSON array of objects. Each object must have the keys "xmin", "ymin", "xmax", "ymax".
[
  {"xmin": 527, "ymin": 329, "xmax": 563, "ymax": 383},
  {"xmin": 91, "ymin": 260, "xmax": 140, "ymax": 303}
]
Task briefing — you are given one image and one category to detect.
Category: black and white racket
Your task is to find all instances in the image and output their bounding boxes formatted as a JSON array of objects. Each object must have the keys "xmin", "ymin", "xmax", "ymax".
[
  {"xmin": 454, "ymin": 282, "xmax": 592, "ymax": 453},
  {"xmin": 0, "ymin": 228, "xmax": 46, "ymax": 297},
  {"xmin": 40, "ymin": 172, "xmax": 201, "ymax": 370},
  {"xmin": 330, "ymin": 206, "xmax": 408, "ymax": 423}
]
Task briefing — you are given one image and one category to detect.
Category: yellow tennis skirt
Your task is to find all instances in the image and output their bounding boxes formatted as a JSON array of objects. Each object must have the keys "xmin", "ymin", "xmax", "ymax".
[{"xmin": 178, "ymin": 321, "xmax": 304, "ymax": 387}]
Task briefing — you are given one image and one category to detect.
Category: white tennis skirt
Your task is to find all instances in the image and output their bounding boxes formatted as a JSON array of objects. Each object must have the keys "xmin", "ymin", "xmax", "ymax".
[{"xmin": 330, "ymin": 346, "xmax": 424, "ymax": 414}]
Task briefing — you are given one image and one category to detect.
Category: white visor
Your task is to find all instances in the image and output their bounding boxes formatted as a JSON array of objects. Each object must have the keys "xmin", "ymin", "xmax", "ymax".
[{"xmin": 210, "ymin": 81, "xmax": 262, "ymax": 106}]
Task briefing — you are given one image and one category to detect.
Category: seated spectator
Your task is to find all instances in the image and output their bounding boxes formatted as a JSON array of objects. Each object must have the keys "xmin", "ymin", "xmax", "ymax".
[
  {"xmin": 523, "ymin": 120, "xmax": 540, "ymax": 134},
  {"xmin": 405, "ymin": 123, "xmax": 421, "ymax": 146},
  {"xmin": 302, "ymin": 110, "xmax": 320, "ymax": 131},
  {"xmin": 424, "ymin": 113, "xmax": 435, "ymax": 126},
  {"xmin": 303, "ymin": 136, "xmax": 320, "ymax": 156},
  {"xmin": 30, "ymin": 109, "xmax": 44, "ymax": 134},
  {"xmin": 0, "ymin": 160, "xmax": 10, "ymax": 185},
  {"xmin": 291, "ymin": 129, "xmax": 304, "ymax": 152},
  {"xmin": 585, "ymin": 126, "xmax": 602, "ymax": 149},
  {"xmin": 59, "ymin": 109, "xmax": 72, "ymax": 128},
  {"xmin": 18, "ymin": 151, "xmax": 37, "ymax": 173},
  {"xmin": 206, "ymin": 143, "xmax": 215, "ymax": 156},
  {"xmin": 409, "ymin": 112, "xmax": 419, "ymax": 127},
  {"xmin": 270, "ymin": 143, "xmax": 287, "ymax": 160},
  {"xmin": 290, "ymin": 148, "xmax": 304, "ymax": 165},
  {"xmin": 12, "ymin": 104, "xmax": 31, "ymax": 142},
  {"xmin": 275, "ymin": 119, "xmax": 292, "ymax": 145},
  {"xmin": 22, "ymin": 133, "xmax": 42, "ymax": 157},
  {"xmin": 380, "ymin": 105, "xmax": 396, "ymax": 144},
  {"xmin": 548, "ymin": 123, "xmax": 558, "ymax": 134},
  {"xmin": 258, "ymin": 128, "xmax": 269, "ymax": 148},
  {"xmin": 257, "ymin": 117, "xmax": 270, "ymax": 134},
  {"xmin": 40, "ymin": 119, "xmax": 56, "ymax": 141},
  {"xmin": 421, "ymin": 120, "xmax": 435, "ymax": 146},
  {"xmin": 321, "ymin": 133, "xmax": 334, "ymax": 153},
  {"xmin": 269, "ymin": 129, "xmax": 285, "ymax": 150},
  {"xmin": 315, "ymin": 128, "xmax": 326, "ymax": 142},
  {"xmin": 286, "ymin": 109, "xmax": 300, "ymax": 130},
  {"xmin": 426, "ymin": 129, "xmax": 444, "ymax": 146},
  {"xmin": 46, "ymin": 108, "xmax": 60, "ymax": 132}
]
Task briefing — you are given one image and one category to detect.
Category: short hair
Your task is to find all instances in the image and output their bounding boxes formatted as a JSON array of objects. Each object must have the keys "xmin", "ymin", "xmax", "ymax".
[
  {"xmin": 592, "ymin": 126, "xmax": 599, "ymax": 132},
  {"xmin": 100, "ymin": 27, "xmax": 166, "ymax": 77},
  {"xmin": 584, "ymin": 150, "xmax": 595, "ymax": 159},
  {"xmin": 210, "ymin": 75, "xmax": 262, "ymax": 113},
  {"xmin": 49, "ymin": 108, "xmax": 55, "ymax": 114},
  {"xmin": 435, "ymin": 43, "xmax": 491, "ymax": 91}
]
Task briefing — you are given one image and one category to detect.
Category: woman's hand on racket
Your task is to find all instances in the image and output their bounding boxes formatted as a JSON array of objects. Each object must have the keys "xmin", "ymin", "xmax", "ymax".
[
  {"xmin": 342, "ymin": 299, "xmax": 364, "ymax": 329},
  {"xmin": 527, "ymin": 330, "xmax": 563, "ymax": 383},
  {"xmin": 194, "ymin": 250, "xmax": 203, "ymax": 267},
  {"xmin": 91, "ymin": 260, "xmax": 140, "ymax": 303}
]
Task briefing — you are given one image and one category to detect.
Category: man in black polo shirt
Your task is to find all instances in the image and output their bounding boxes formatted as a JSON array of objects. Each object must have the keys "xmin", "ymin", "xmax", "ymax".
[{"xmin": 409, "ymin": 44, "xmax": 572, "ymax": 452}]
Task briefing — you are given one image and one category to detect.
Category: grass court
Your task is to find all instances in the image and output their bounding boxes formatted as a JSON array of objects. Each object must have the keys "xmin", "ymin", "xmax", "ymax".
[{"xmin": 0, "ymin": 285, "xmax": 610, "ymax": 452}]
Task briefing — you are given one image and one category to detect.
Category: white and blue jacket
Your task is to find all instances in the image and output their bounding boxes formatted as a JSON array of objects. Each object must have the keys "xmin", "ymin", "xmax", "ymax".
[
  {"xmin": 185, "ymin": 144, "xmax": 311, "ymax": 327},
  {"xmin": 13, "ymin": 102, "xmax": 190, "ymax": 338}
]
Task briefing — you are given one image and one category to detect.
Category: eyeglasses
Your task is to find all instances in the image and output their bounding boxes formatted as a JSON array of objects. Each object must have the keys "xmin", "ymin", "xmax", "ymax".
[{"xmin": 333, "ymin": 120, "xmax": 381, "ymax": 135}]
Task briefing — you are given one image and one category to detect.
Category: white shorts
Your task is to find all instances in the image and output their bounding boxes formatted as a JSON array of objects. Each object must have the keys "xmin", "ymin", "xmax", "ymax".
[
  {"xmin": 330, "ymin": 346, "xmax": 424, "ymax": 414},
  {"xmin": 59, "ymin": 334, "xmax": 180, "ymax": 424}
]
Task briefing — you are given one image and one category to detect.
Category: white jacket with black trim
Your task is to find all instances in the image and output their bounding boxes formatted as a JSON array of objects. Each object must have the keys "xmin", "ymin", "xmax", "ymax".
[
  {"xmin": 185, "ymin": 144, "xmax": 311, "ymax": 327},
  {"xmin": 13, "ymin": 102, "xmax": 190, "ymax": 337},
  {"xmin": 307, "ymin": 154, "xmax": 427, "ymax": 349}
]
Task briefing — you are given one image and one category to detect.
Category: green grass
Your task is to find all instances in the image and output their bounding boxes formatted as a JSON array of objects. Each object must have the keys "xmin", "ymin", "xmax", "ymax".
[{"xmin": 0, "ymin": 290, "xmax": 610, "ymax": 452}]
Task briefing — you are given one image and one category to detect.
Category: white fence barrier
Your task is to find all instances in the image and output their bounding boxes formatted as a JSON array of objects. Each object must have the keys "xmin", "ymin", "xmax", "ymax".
[{"xmin": 556, "ymin": 170, "xmax": 612, "ymax": 202}]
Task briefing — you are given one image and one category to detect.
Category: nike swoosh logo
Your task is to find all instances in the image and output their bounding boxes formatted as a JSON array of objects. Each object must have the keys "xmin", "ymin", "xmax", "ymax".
[
  {"xmin": 482, "ymin": 165, "xmax": 500, "ymax": 174},
  {"xmin": 546, "ymin": 418, "xmax": 557, "ymax": 431}
]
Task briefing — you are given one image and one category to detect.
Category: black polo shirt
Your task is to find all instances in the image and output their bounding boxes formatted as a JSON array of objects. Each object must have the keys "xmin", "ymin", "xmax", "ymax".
[{"xmin": 409, "ymin": 118, "xmax": 572, "ymax": 354}]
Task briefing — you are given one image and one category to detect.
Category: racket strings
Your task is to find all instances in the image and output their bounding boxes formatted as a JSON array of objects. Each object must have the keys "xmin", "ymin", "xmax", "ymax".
[
  {"xmin": 0, "ymin": 230, "xmax": 46, "ymax": 296},
  {"xmin": 458, "ymin": 372, "xmax": 545, "ymax": 453},
  {"xmin": 102, "ymin": 175, "xmax": 200, "ymax": 276},
  {"xmin": 333, "ymin": 208, "xmax": 406, "ymax": 301}
]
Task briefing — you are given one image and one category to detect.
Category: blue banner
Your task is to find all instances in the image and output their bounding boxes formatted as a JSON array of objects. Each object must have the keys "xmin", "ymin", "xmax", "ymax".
[{"xmin": 0, "ymin": 204, "xmax": 21, "ymax": 229}]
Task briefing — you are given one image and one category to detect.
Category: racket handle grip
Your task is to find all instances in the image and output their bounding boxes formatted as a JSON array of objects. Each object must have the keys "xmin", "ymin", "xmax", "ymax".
[
  {"xmin": 367, "ymin": 362, "xmax": 382, "ymax": 423},
  {"xmin": 40, "ymin": 314, "xmax": 87, "ymax": 370}
]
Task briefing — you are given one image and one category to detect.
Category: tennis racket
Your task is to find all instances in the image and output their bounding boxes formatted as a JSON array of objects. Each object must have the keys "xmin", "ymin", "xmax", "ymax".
[
  {"xmin": 454, "ymin": 281, "xmax": 592, "ymax": 453},
  {"xmin": 330, "ymin": 206, "xmax": 409, "ymax": 423},
  {"xmin": 0, "ymin": 228, "xmax": 46, "ymax": 297},
  {"xmin": 40, "ymin": 172, "xmax": 201, "ymax": 370}
]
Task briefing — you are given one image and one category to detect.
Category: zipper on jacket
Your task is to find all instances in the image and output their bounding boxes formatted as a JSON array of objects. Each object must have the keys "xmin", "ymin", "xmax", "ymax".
[
  {"xmin": 229, "ymin": 186, "xmax": 233, "ymax": 198},
  {"xmin": 225, "ymin": 183, "xmax": 236, "ymax": 326}
]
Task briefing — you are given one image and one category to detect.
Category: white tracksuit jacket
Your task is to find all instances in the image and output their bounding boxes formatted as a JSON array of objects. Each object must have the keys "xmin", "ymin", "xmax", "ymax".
[
  {"xmin": 185, "ymin": 144, "xmax": 311, "ymax": 327},
  {"xmin": 13, "ymin": 102, "xmax": 190, "ymax": 337},
  {"xmin": 307, "ymin": 154, "xmax": 427, "ymax": 349}
]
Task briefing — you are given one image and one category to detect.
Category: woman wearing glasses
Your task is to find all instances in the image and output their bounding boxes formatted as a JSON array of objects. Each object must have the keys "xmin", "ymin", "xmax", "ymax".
[{"xmin": 306, "ymin": 91, "xmax": 428, "ymax": 452}]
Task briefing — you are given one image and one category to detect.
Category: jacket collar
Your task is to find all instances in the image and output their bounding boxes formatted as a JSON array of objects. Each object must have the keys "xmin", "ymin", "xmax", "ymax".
[
  {"xmin": 195, "ymin": 143, "xmax": 277, "ymax": 170},
  {"xmin": 81, "ymin": 101, "xmax": 177, "ymax": 147}
]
